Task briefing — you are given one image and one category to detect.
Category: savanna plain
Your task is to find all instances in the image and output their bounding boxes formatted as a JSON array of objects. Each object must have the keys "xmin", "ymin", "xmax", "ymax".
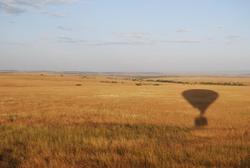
[{"xmin": 0, "ymin": 73, "xmax": 250, "ymax": 168}]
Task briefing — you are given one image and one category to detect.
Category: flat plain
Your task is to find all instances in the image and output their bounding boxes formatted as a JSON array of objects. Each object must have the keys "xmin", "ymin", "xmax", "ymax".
[{"xmin": 0, "ymin": 73, "xmax": 250, "ymax": 168}]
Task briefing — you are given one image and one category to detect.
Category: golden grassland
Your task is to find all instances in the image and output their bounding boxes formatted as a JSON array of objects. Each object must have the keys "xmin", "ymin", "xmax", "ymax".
[{"xmin": 0, "ymin": 73, "xmax": 250, "ymax": 168}]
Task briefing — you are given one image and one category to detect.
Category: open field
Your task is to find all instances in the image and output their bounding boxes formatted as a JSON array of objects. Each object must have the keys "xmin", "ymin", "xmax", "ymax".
[{"xmin": 0, "ymin": 73, "xmax": 250, "ymax": 168}]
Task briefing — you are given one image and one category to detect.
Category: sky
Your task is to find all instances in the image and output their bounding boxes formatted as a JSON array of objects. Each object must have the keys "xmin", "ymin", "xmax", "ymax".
[{"xmin": 0, "ymin": 0, "xmax": 250, "ymax": 73}]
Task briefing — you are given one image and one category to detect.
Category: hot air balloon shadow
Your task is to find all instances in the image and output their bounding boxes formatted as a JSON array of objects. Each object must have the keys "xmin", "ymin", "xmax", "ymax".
[{"xmin": 182, "ymin": 89, "xmax": 219, "ymax": 127}]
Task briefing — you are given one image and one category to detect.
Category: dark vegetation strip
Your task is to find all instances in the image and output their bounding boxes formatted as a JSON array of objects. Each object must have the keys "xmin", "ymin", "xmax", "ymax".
[{"xmin": 144, "ymin": 79, "xmax": 246, "ymax": 86}]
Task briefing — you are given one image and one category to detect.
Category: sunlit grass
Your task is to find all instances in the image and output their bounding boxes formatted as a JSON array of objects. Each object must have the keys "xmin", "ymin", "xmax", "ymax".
[{"xmin": 0, "ymin": 73, "xmax": 250, "ymax": 167}]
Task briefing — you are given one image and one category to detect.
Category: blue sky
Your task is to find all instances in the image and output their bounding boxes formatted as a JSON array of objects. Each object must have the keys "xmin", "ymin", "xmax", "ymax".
[{"xmin": 0, "ymin": 0, "xmax": 250, "ymax": 73}]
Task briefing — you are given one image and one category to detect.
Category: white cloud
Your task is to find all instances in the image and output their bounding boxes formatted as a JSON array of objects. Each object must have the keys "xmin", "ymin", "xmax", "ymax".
[
  {"xmin": 0, "ymin": 1, "xmax": 25, "ymax": 14},
  {"xmin": 41, "ymin": 11, "xmax": 67, "ymax": 17},
  {"xmin": 0, "ymin": 0, "xmax": 77, "ymax": 14},
  {"xmin": 57, "ymin": 35, "xmax": 86, "ymax": 43},
  {"xmin": 115, "ymin": 32, "xmax": 151, "ymax": 40},
  {"xmin": 176, "ymin": 28, "xmax": 191, "ymax": 33},
  {"xmin": 57, "ymin": 26, "xmax": 72, "ymax": 31},
  {"xmin": 216, "ymin": 25, "xmax": 224, "ymax": 29},
  {"xmin": 9, "ymin": 20, "xmax": 16, "ymax": 23},
  {"xmin": 160, "ymin": 39, "xmax": 201, "ymax": 44},
  {"xmin": 57, "ymin": 35, "xmax": 200, "ymax": 46},
  {"xmin": 226, "ymin": 35, "xmax": 240, "ymax": 40},
  {"xmin": 0, "ymin": 41, "xmax": 26, "ymax": 46},
  {"xmin": 225, "ymin": 35, "xmax": 241, "ymax": 45},
  {"xmin": 89, "ymin": 41, "xmax": 155, "ymax": 46}
]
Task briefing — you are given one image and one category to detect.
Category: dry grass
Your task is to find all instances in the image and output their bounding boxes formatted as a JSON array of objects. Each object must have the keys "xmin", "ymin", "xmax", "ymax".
[{"xmin": 0, "ymin": 73, "xmax": 250, "ymax": 168}]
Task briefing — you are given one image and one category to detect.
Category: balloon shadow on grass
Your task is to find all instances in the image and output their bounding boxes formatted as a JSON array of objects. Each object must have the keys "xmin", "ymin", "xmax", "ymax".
[{"xmin": 182, "ymin": 89, "xmax": 219, "ymax": 127}]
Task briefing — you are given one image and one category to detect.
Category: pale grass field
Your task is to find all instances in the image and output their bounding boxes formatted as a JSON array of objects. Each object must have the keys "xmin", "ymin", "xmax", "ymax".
[{"xmin": 0, "ymin": 73, "xmax": 250, "ymax": 168}]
